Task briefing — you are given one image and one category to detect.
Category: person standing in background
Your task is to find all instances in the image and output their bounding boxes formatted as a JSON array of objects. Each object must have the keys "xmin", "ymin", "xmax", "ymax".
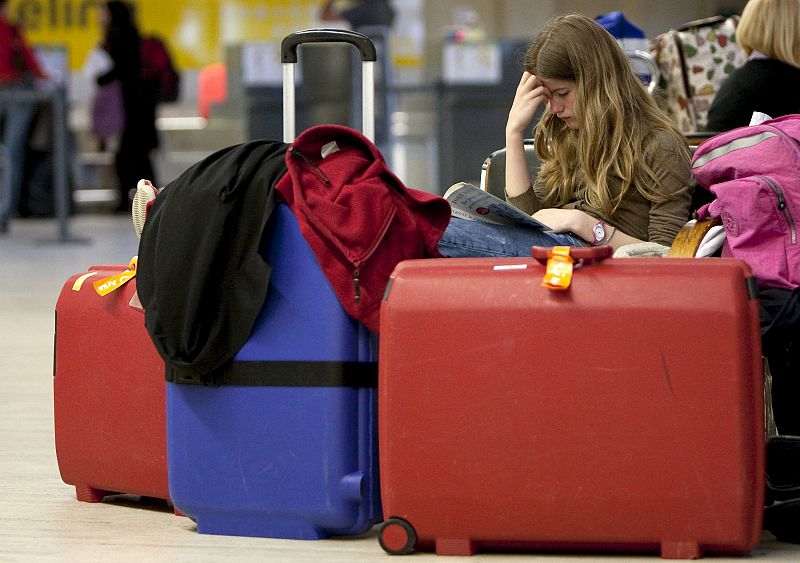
[
  {"xmin": 0, "ymin": 0, "xmax": 48, "ymax": 233},
  {"xmin": 96, "ymin": 0, "xmax": 159, "ymax": 212},
  {"xmin": 319, "ymin": 0, "xmax": 395, "ymax": 31},
  {"xmin": 705, "ymin": 0, "xmax": 800, "ymax": 132},
  {"xmin": 318, "ymin": 0, "xmax": 395, "ymax": 147}
]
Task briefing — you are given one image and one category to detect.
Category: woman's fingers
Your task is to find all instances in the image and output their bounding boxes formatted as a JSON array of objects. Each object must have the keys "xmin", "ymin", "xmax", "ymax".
[
  {"xmin": 517, "ymin": 73, "xmax": 550, "ymax": 101},
  {"xmin": 508, "ymin": 73, "xmax": 551, "ymax": 135},
  {"xmin": 517, "ymin": 71, "xmax": 539, "ymax": 92}
]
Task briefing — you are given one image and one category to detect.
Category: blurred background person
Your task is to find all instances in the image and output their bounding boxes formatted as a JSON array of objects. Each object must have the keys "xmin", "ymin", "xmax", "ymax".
[
  {"xmin": 319, "ymin": 0, "xmax": 395, "ymax": 32},
  {"xmin": 0, "ymin": 0, "xmax": 48, "ymax": 233},
  {"xmin": 706, "ymin": 0, "xmax": 800, "ymax": 132},
  {"xmin": 318, "ymin": 0, "xmax": 396, "ymax": 149},
  {"xmin": 95, "ymin": 0, "xmax": 159, "ymax": 212}
]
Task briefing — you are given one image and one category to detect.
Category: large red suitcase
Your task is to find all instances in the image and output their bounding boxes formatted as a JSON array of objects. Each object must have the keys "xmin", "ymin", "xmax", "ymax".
[
  {"xmin": 377, "ymin": 249, "xmax": 764, "ymax": 558},
  {"xmin": 54, "ymin": 264, "xmax": 169, "ymax": 503}
]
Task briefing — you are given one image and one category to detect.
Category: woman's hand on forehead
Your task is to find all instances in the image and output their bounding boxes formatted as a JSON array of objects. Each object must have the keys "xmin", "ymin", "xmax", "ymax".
[
  {"xmin": 508, "ymin": 71, "xmax": 553, "ymax": 137},
  {"xmin": 519, "ymin": 71, "xmax": 552, "ymax": 100}
]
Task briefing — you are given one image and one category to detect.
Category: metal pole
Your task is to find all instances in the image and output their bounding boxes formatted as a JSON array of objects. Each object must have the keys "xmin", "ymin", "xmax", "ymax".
[
  {"xmin": 282, "ymin": 63, "xmax": 296, "ymax": 142},
  {"xmin": 0, "ymin": 87, "xmax": 83, "ymax": 243},
  {"xmin": 362, "ymin": 61, "xmax": 375, "ymax": 142},
  {"xmin": 50, "ymin": 86, "xmax": 71, "ymax": 241}
]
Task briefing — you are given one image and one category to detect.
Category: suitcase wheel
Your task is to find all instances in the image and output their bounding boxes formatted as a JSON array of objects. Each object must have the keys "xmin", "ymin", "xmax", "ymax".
[{"xmin": 378, "ymin": 517, "xmax": 416, "ymax": 555}]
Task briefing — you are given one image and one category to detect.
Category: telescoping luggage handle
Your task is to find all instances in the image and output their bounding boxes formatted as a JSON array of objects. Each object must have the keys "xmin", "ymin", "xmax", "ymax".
[{"xmin": 281, "ymin": 29, "xmax": 378, "ymax": 143}]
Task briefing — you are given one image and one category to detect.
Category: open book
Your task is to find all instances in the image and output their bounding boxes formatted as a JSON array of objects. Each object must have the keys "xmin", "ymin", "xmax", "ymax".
[{"xmin": 444, "ymin": 182, "xmax": 550, "ymax": 231}]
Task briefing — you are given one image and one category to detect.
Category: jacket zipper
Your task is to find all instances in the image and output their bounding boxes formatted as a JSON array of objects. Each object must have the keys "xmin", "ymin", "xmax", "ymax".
[
  {"xmin": 760, "ymin": 176, "xmax": 797, "ymax": 244},
  {"xmin": 289, "ymin": 148, "xmax": 331, "ymax": 185},
  {"xmin": 353, "ymin": 268, "xmax": 361, "ymax": 303},
  {"xmin": 290, "ymin": 148, "xmax": 396, "ymax": 304},
  {"xmin": 351, "ymin": 208, "xmax": 396, "ymax": 304}
]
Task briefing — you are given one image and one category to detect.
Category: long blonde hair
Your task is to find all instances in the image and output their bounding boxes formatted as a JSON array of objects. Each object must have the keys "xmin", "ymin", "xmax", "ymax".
[
  {"xmin": 737, "ymin": 0, "xmax": 800, "ymax": 68},
  {"xmin": 526, "ymin": 14, "xmax": 689, "ymax": 215}
]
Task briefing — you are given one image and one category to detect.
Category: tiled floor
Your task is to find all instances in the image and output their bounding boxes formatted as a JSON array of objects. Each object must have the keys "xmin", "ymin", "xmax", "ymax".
[{"xmin": 1, "ymin": 214, "xmax": 798, "ymax": 562}]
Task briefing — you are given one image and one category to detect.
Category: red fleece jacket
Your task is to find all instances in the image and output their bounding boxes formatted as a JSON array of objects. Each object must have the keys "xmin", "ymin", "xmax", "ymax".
[{"xmin": 275, "ymin": 125, "xmax": 451, "ymax": 332}]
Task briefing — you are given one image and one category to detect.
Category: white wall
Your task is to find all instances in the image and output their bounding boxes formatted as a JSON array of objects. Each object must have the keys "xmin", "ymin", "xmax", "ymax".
[
  {"xmin": 425, "ymin": 0, "xmax": 748, "ymax": 63},
  {"xmin": 412, "ymin": 1, "xmax": 751, "ymax": 119}
]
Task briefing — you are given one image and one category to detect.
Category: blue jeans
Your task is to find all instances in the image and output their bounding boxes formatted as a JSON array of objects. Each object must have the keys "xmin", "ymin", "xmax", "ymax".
[
  {"xmin": 0, "ymin": 85, "xmax": 39, "ymax": 223},
  {"xmin": 438, "ymin": 216, "xmax": 587, "ymax": 258}
]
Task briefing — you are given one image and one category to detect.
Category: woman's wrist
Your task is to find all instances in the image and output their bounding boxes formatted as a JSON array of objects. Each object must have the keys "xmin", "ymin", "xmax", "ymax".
[
  {"xmin": 505, "ymin": 129, "xmax": 525, "ymax": 144},
  {"xmin": 573, "ymin": 211, "xmax": 593, "ymax": 240},
  {"xmin": 504, "ymin": 128, "xmax": 532, "ymax": 198},
  {"xmin": 579, "ymin": 214, "xmax": 618, "ymax": 246}
]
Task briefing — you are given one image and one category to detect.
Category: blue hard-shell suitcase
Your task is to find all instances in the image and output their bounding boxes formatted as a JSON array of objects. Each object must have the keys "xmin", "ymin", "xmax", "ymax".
[
  {"xmin": 166, "ymin": 29, "xmax": 383, "ymax": 539},
  {"xmin": 166, "ymin": 202, "xmax": 381, "ymax": 539}
]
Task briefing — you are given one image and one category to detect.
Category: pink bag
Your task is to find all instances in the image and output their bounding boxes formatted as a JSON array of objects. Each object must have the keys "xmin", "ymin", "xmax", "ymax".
[
  {"xmin": 91, "ymin": 80, "xmax": 125, "ymax": 142},
  {"xmin": 692, "ymin": 114, "xmax": 800, "ymax": 289}
]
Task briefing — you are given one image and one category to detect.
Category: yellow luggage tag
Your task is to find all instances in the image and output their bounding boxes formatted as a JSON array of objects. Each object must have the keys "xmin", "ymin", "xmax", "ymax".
[
  {"xmin": 540, "ymin": 246, "xmax": 574, "ymax": 290},
  {"xmin": 93, "ymin": 256, "xmax": 138, "ymax": 296}
]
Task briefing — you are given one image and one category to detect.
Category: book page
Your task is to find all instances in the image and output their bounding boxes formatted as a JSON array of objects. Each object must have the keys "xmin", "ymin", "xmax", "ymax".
[{"xmin": 444, "ymin": 182, "xmax": 549, "ymax": 230}]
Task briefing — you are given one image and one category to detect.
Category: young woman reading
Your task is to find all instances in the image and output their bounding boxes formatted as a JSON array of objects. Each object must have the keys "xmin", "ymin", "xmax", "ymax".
[{"xmin": 438, "ymin": 14, "xmax": 693, "ymax": 257}]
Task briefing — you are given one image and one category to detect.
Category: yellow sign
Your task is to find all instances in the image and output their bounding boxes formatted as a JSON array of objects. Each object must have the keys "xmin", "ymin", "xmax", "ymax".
[{"xmin": 13, "ymin": 0, "xmax": 320, "ymax": 70}]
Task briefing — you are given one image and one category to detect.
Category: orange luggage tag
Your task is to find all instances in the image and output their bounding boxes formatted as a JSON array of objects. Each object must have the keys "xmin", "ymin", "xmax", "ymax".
[
  {"xmin": 540, "ymin": 246, "xmax": 574, "ymax": 290},
  {"xmin": 93, "ymin": 256, "xmax": 138, "ymax": 296}
]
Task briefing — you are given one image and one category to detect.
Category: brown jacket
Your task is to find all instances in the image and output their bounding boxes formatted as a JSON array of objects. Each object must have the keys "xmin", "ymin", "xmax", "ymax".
[{"xmin": 507, "ymin": 130, "xmax": 692, "ymax": 246}]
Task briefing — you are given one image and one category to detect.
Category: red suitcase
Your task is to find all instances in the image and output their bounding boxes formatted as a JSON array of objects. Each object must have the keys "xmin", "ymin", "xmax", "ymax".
[
  {"xmin": 54, "ymin": 264, "xmax": 170, "ymax": 504},
  {"xmin": 377, "ymin": 248, "xmax": 764, "ymax": 558}
]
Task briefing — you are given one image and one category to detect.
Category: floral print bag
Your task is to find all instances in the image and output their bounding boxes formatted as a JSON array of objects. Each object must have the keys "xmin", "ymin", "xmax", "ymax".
[{"xmin": 652, "ymin": 16, "xmax": 747, "ymax": 133}]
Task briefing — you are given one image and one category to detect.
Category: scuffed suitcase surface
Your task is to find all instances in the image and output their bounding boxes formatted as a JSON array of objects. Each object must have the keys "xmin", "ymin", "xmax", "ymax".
[
  {"xmin": 378, "ymin": 256, "xmax": 764, "ymax": 558},
  {"xmin": 54, "ymin": 267, "xmax": 169, "ymax": 503}
]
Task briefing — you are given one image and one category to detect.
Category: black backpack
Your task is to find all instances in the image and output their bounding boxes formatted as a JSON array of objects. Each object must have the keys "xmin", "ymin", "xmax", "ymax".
[
  {"xmin": 765, "ymin": 436, "xmax": 800, "ymax": 542},
  {"xmin": 761, "ymin": 287, "xmax": 800, "ymax": 542},
  {"xmin": 140, "ymin": 35, "xmax": 180, "ymax": 103}
]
